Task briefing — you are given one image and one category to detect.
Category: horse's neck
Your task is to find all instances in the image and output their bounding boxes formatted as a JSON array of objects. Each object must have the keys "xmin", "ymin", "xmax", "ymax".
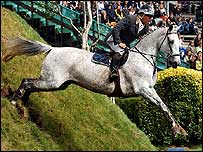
[{"xmin": 135, "ymin": 31, "xmax": 161, "ymax": 57}]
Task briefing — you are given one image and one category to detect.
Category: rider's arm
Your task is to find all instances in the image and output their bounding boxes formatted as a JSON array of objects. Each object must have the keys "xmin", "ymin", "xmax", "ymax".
[{"xmin": 112, "ymin": 17, "xmax": 130, "ymax": 45}]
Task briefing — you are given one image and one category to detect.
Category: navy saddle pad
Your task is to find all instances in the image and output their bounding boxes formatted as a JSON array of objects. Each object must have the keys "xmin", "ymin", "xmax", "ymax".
[{"xmin": 91, "ymin": 51, "xmax": 111, "ymax": 66}]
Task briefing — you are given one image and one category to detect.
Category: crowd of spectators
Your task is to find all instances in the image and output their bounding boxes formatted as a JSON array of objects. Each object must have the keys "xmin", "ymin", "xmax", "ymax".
[
  {"xmin": 58, "ymin": 1, "xmax": 202, "ymax": 71},
  {"xmin": 181, "ymin": 31, "xmax": 202, "ymax": 71},
  {"xmin": 59, "ymin": 1, "xmax": 201, "ymax": 30}
]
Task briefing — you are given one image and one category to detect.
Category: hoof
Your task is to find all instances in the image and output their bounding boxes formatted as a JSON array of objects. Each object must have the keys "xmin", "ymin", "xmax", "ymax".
[
  {"xmin": 10, "ymin": 100, "xmax": 26, "ymax": 119},
  {"xmin": 16, "ymin": 102, "xmax": 25, "ymax": 119},
  {"xmin": 172, "ymin": 125, "xmax": 188, "ymax": 136}
]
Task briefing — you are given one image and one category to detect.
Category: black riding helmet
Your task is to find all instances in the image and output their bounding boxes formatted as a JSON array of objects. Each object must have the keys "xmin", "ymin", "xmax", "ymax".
[{"xmin": 138, "ymin": 4, "xmax": 154, "ymax": 17}]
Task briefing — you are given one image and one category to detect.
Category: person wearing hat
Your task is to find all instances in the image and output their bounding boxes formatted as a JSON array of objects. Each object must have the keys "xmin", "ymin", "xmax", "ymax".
[{"xmin": 105, "ymin": 4, "xmax": 154, "ymax": 81}]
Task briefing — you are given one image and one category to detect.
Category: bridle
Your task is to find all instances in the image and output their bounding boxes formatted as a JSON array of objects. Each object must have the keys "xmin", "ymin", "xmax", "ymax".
[{"xmin": 128, "ymin": 27, "xmax": 180, "ymax": 68}]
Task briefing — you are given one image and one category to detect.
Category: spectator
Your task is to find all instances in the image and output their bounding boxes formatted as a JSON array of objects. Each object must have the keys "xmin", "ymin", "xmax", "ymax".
[
  {"xmin": 168, "ymin": 12, "xmax": 177, "ymax": 24},
  {"xmin": 139, "ymin": 1, "xmax": 146, "ymax": 8},
  {"xmin": 160, "ymin": 12, "xmax": 167, "ymax": 26},
  {"xmin": 79, "ymin": 12, "xmax": 84, "ymax": 27},
  {"xmin": 69, "ymin": 1, "xmax": 77, "ymax": 10},
  {"xmin": 122, "ymin": 4, "xmax": 130, "ymax": 17},
  {"xmin": 170, "ymin": 4, "xmax": 178, "ymax": 16},
  {"xmin": 65, "ymin": 1, "xmax": 71, "ymax": 9},
  {"xmin": 154, "ymin": 6, "xmax": 161, "ymax": 19},
  {"xmin": 75, "ymin": 2, "xmax": 83, "ymax": 13},
  {"xmin": 121, "ymin": 1, "xmax": 131, "ymax": 8},
  {"xmin": 181, "ymin": 1, "xmax": 189, "ymax": 14},
  {"xmin": 183, "ymin": 47, "xmax": 192, "ymax": 63},
  {"xmin": 184, "ymin": 17, "xmax": 196, "ymax": 34},
  {"xmin": 113, "ymin": 1, "xmax": 122, "ymax": 10},
  {"xmin": 195, "ymin": 5, "xmax": 202, "ymax": 23},
  {"xmin": 61, "ymin": 1, "xmax": 69, "ymax": 7},
  {"xmin": 106, "ymin": 4, "xmax": 116, "ymax": 23},
  {"xmin": 100, "ymin": 10, "xmax": 108, "ymax": 24},
  {"xmin": 178, "ymin": 33, "xmax": 184, "ymax": 48},
  {"xmin": 191, "ymin": 3, "xmax": 196, "ymax": 14},
  {"xmin": 91, "ymin": 2, "xmax": 97, "ymax": 20},
  {"xmin": 98, "ymin": 1, "xmax": 106, "ymax": 14},
  {"xmin": 179, "ymin": 17, "xmax": 188, "ymax": 34},
  {"xmin": 177, "ymin": 16, "xmax": 185, "ymax": 34},
  {"xmin": 194, "ymin": 31, "xmax": 202, "ymax": 47},
  {"xmin": 196, "ymin": 51, "xmax": 202, "ymax": 71},
  {"xmin": 128, "ymin": 6, "xmax": 136, "ymax": 15},
  {"xmin": 176, "ymin": 6, "xmax": 182, "ymax": 16},
  {"xmin": 195, "ymin": 40, "xmax": 202, "ymax": 54},
  {"xmin": 188, "ymin": 40, "xmax": 196, "ymax": 55},
  {"xmin": 133, "ymin": 1, "xmax": 141, "ymax": 10},
  {"xmin": 189, "ymin": 54, "xmax": 197, "ymax": 70},
  {"xmin": 166, "ymin": 18, "xmax": 172, "ymax": 27},
  {"xmin": 114, "ymin": 5, "xmax": 124, "ymax": 21},
  {"xmin": 159, "ymin": 1, "xmax": 166, "ymax": 15}
]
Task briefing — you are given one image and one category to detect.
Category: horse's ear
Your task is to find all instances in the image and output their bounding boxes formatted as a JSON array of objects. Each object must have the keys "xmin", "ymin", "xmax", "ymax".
[{"xmin": 168, "ymin": 25, "xmax": 173, "ymax": 31}]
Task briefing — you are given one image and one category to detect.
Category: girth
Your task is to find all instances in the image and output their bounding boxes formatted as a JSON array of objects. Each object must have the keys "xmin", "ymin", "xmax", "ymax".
[{"xmin": 108, "ymin": 73, "xmax": 125, "ymax": 97}]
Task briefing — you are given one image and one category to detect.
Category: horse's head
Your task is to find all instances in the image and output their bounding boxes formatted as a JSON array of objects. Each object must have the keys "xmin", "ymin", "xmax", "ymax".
[{"xmin": 159, "ymin": 25, "xmax": 181, "ymax": 68}]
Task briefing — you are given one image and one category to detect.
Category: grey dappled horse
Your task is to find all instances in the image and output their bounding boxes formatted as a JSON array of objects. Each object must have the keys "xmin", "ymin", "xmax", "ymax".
[{"xmin": 2, "ymin": 25, "xmax": 187, "ymax": 136}]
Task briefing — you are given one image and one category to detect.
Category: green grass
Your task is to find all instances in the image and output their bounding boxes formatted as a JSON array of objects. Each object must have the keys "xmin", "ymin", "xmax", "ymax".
[{"xmin": 1, "ymin": 7, "xmax": 157, "ymax": 151}]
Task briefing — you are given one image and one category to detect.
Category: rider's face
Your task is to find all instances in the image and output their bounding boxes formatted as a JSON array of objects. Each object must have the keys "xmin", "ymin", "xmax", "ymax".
[{"xmin": 141, "ymin": 15, "xmax": 152, "ymax": 25}]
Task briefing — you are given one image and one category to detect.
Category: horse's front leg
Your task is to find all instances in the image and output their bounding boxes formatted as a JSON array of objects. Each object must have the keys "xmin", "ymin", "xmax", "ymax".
[{"xmin": 140, "ymin": 86, "xmax": 188, "ymax": 136}]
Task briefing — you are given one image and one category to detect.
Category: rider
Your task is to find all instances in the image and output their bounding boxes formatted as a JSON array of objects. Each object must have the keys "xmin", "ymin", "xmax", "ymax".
[{"xmin": 105, "ymin": 4, "xmax": 154, "ymax": 81}]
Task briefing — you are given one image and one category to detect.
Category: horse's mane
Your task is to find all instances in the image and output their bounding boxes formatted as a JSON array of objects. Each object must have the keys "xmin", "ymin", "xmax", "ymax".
[{"xmin": 135, "ymin": 27, "xmax": 166, "ymax": 45}]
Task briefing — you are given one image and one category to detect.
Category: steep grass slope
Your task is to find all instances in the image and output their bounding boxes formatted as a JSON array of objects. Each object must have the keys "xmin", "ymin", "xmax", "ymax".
[{"xmin": 1, "ymin": 7, "xmax": 156, "ymax": 151}]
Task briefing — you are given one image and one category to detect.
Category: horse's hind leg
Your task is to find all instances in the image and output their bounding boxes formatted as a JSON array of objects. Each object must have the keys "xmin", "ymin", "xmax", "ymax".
[
  {"xmin": 140, "ymin": 87, "xmax": 187, "ymax": 136},
  {"xmin": 10, "ymin": 78, "xmax": 66, "ymax": 105}
]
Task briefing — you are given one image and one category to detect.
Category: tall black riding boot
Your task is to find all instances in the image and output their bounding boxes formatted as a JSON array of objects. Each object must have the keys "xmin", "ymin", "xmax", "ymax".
[{"xmin": 109, "ymin": 53, "xmax": 121, "ymax": 82}]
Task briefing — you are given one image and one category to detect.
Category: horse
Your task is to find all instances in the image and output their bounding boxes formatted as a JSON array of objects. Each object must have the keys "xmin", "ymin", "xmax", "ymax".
[{"xmin": 2, "ymin": 24, "xmax": 187, "ymax": 136}]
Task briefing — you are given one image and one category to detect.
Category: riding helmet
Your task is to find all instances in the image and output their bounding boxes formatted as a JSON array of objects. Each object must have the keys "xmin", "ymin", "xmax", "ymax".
[{"xmin": 138, "ymin": 5, "xmax": 154, "ymax": 16}]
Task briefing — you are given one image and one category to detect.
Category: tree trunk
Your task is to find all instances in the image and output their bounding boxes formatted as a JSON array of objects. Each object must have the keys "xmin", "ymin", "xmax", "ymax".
[
  {"xmin": 81, "ymin": 1, "xmax": 92, "ymax": 51},
  {"xmin": 91, "ymin": 1, "xmax": 100, "ymax": 49},
  {"xmin": 52, "ymin": 1, "xmax": 92, "ymax": 51}
]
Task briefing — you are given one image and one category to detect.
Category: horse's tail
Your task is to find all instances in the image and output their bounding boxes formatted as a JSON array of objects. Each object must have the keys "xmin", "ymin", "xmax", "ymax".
[{"xmin": 2, "ymin": 37, "xmax": 52, "ymax": 62}]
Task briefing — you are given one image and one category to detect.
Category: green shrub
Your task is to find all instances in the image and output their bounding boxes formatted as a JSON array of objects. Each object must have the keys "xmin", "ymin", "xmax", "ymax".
[{"xmin": 116, "ymin": 67, "xmax": 202, "ymax": 146}]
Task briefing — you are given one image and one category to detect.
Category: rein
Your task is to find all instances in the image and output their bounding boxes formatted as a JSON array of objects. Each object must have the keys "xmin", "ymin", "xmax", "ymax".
[{"xmin": 128, "ymin": 30, "xmax": 169, "ymax": 67}]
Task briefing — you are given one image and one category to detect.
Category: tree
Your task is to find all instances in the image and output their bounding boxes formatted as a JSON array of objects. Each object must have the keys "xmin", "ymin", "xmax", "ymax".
[
  {"xmin": 48, "ymin": 1, "xmax": 93, "ymax": 51},
  {"xmin": 81, "ymin": 1, "xmax": 92, "ymax": 51}
]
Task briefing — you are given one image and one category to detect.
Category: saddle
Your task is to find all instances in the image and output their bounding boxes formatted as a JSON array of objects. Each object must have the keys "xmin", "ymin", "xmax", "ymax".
[{"xmin": 91, "ymin": 47, "xmax": 129, "ymax": 68}]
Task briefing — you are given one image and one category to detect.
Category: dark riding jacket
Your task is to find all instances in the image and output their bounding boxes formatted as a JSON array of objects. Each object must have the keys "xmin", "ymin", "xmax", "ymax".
[{"xmin": 105, "ymin": 14, "xmax": 149, "ymax": 47}]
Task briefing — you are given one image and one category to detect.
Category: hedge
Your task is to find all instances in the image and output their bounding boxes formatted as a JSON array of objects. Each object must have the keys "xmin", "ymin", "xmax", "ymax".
[{"xmin": 116, "ymin": 67, "xmax": 202, "ymax": 146}]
